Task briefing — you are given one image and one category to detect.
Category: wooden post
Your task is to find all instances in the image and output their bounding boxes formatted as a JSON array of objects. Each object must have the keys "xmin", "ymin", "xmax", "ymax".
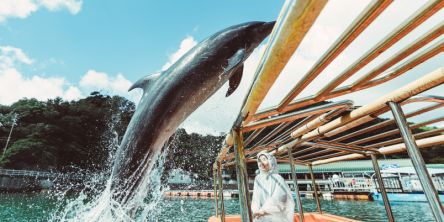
[
  {"xmin": 241, "ymin": 0, "xmax": 328, "ymax": 124},
  {"xmin": 388, "ymin": 102, "xmax": 444, "ymax": 221},
  {"xmin": 288, "ymin": 148, "xmax": 304, "ymax": 221},
  {"xmin": 308, "ymin": 164, "xmax": 322, "ymax": 213},
  {"xmin": 213, "ymin": 166, "xmax": 218, "ymax": 217},
  {"xmin": 233, "ymin": 128, "xmax": 252, "ymax": 222},
  {"xmin": 218, "ymin": 162, "xmax": 225, "ymax": 222},
  {"xmin": 370, "ymin": 153, "xmax": 394, "ymax": 222}
]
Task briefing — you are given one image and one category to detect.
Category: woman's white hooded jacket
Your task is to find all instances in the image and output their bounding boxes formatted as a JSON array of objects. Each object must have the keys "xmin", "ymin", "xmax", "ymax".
[{"xmin": 251, "ymin": 151, "xmax": 295, "ymax": 222}]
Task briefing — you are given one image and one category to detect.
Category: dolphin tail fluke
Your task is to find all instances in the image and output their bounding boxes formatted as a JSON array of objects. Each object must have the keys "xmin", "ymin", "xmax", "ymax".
[{"xmin": 128, "ymin": 72, "xmax": 161, "ymax": 92}]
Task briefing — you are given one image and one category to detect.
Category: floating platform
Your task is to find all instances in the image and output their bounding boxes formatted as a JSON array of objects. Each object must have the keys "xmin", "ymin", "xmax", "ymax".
[
  {"xmin": 163, "ymin": 190, "xmax": 222, "ymax": 198},
  {"xmin": 208, "ymin": 213, "xmax": 360, "ymax": 222},
  {"xmin": 331, "ymin": 192, "xmax": 372, "ymax": 201},
  {"xmin": 164, "ymin": 190, "xmax": 245, "ymax": 198},
  {"xmin": 164, "ymin": 190, "xmax": 215, "ymax": 198}
]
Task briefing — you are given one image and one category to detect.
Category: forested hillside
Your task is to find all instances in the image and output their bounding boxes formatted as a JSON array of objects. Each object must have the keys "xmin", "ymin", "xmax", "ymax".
[
  {"xmin": 0, "ymin": 94, "xmax": 442, "ymax": 181},
  {"xmin": 0, "ymin": 93, "xmax": 223, "ymax": 181}
]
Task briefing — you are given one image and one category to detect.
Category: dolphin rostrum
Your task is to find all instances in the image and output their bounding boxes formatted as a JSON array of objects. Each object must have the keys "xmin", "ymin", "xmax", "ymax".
[{"xmin": 110, "ymin": 21, "xmax": 275, "ymax": 205}]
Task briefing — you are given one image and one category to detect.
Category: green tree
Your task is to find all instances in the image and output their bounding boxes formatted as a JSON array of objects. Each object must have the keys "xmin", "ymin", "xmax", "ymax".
[{"xmin": 0, "ymin": 93, "xmax": 135, "ymax": 172}]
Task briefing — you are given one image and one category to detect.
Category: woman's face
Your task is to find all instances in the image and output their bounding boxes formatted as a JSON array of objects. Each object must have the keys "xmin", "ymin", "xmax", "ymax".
[{"xmin": 258, "ymin": 155, "xmax": 270, "ymax": 172}]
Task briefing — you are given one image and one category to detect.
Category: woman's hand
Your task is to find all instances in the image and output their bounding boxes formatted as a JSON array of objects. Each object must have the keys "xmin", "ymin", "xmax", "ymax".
[{"xmin": 253, "ymin": 210, "xmax": 269, "ymax": 219}]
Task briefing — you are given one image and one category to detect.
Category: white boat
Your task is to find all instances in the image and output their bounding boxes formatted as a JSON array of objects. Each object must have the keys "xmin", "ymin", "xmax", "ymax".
[{"xmin": 372, "ymin": 167, "xmax": 444, "ymax": 202}]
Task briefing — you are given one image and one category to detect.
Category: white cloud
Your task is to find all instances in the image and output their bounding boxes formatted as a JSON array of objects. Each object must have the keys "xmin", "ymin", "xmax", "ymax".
[
  {"xmin": 0, "ymin": 67, "xmax": 78, "ymax": 104},
  {"xmin": 0, "ymin": 0, "xmax": 82, "ymax": 23},
  {"xmin": 39, "ymin": 0, "xmax": 82, "ymax": 14},
  {"xmin": 112, "ymin": 74, "xmax": 134, "ymax": 93},
  {"xmin": 0, "ymin": 0, "xmax": 38, "ymax": 22},
  {"xmin": 0, "ymin": 45, "xmax": 83, "ymax": 104},
  {"xmin": 79, "ymin": 69, "xmax": 141, "ymax": 102},
  {"xmin": 161, "ymin": 36, "xmax": 197, "ymax": 71},
  {"xmin": 0, "ymin": 46, "xmax": 33, "ymax": 67},
  {"xmin": 0, "ymin": 46, "xmax": 141, "ymax": 105},
  {"xmin": 80, "ymin": 70, "xmax": 110, "ymax": 89},
  {"xmin": 63, "ymin": 85, "xmax": 82, "ymax": 101}
]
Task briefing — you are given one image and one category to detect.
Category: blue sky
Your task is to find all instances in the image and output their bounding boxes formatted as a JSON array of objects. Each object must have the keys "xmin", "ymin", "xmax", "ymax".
[
  {"xmin": 0, "ymin": 0, "xmax": 443, "ymax": 134},
  {"xmin": 0, "ymin": 1, "xmax": 280, "ymax": 84}
]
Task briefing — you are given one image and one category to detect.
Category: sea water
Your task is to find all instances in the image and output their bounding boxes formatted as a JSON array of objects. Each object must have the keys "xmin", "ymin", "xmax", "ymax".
[
  {"xmin": 0, "ymin": 193, "xmax": 436, "ymax": 222},
  {"xmin": 1, "ymin": 110, "xmax": 434, "ymax": 222}
]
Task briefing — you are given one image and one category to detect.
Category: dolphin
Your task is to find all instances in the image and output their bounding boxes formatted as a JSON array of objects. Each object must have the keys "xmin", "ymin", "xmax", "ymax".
[{"xmin": 110, "ymin": 21, "xmax": 275, "ymax": 205}]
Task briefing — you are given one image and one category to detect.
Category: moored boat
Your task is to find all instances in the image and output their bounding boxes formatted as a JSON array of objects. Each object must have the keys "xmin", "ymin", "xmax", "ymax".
[{"xmin": 372, "ymin": 167, "xmax": 444, "ymax": 202}]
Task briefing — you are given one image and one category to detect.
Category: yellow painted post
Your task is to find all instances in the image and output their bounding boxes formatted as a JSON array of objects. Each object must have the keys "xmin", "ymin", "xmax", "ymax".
[
  {"xmin": 288, "ymin": 148, "xmax": 304, "ymax": 221},
  {"xmin": 233, "ymin": 127, "xmax": 253, "ymax": 222},
  {"xmin": 308, "ymin": 164, "xmax": 322, "ymax": 213},
  {"xmin": 213, "ymin": 166, "xmax": 218, "ymax": 217},
  {"xmin": 218, "ymin": 162, "xmax": 226, "ymax": 222}
]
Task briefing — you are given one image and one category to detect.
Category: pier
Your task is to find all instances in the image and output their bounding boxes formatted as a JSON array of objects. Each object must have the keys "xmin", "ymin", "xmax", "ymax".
[{"xmin": 0, "ymin": 168, "xmax": 84, "ymax": 192}]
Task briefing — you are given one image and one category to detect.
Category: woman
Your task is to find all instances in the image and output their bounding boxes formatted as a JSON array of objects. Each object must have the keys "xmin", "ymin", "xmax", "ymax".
[{"xmin": 251, "ymin": 151, "xmax": 294, "ymax": 222}]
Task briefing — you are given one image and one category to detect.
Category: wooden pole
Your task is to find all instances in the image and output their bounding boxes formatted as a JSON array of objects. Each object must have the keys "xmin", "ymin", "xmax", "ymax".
[
  {"xmin": 302, "ymin": 68, "xmax": 444, "ymax": 141},
  {"xmin": 277, "ymin": 0, "xmax": 392, "ymax": 111},
  {"xmin": 388, "ymin": 102, "xmax": 444, "ymax": 221},
  {"xmin": 217, "ymin": 162, "xmax": 226, "ymax": 222},
  {"xmin": 288, "ymin": 148, "xmax": 304, "ymax": 222},
  {"xmin": 315, "ymin": 0, "xmax": 444, "ymax": 99},
  {"xmin": 241, "ymin": 0, "xmax": 327, "ymax": 124},
  {"xmin": 312, "ymin": 135, "xmax": 444, "ymax": 165},
  {"xmin": 213, "ymin": 166, "xmax": 218, "ymax": 217},
  {"xmin": 370, "ymin": 153, "xmax": 394, "ymax": 222},
  {"xmin": 308, "ymin": 164, "xmax": 322, "ymax": 213},
  {"xmin": 233, "ymin": 127, "xmax": 253, "ymax": 222}
]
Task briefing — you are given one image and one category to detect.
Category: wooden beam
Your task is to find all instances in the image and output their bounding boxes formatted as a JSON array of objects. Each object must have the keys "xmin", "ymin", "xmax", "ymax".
[
  {"xmin": 312, "ymin": 135, "xmax": 444, "ymax": 165},
  {"xmin": 250, "ymin": 45, "xmax": 443, "ymax": 123},
  {"xmin": 303, "ymin": 68, "xmax": 444, "ymax": 140},
  {"xmin": 315, "ymin": 0, "xmax": 444, "ymax": 99},
  {"xmin": 273, "ymin": 68, "xmax": 444, "ymax": 155},
  {"xmin": 329, "ymin": 103, "xmax": 444, "ymax": 141},
  {"xmin": 351, "ymin": 22, "xmax": 444, "ymax": 89},
  {"xmin": 242, "ymin": 100, "xmax": 352, "ymax": 132},
  {"xmin": 277, "ymin": 0, "xmax": 393, "ymax": 111},
  {"xmin": 368, "ymin": 128, "xmax": 444, "ymax": 148},
  {"xmin": 240, "ymin": 0, "xmax": 327, "ymax": 124}
]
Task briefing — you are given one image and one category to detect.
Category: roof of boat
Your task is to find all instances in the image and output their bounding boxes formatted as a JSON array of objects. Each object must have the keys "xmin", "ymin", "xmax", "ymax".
[{"xmin": 382, "ymin": 167, "xmax": 444, "ymax": 175}]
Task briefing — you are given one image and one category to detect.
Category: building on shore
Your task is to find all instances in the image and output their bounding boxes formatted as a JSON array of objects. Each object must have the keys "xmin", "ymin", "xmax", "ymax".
[{"xmin": 220, "ymin": 158, "xmax": 444, "ymax": 200}]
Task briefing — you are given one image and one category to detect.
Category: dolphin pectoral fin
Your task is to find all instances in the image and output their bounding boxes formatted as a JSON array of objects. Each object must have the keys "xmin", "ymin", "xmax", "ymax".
[
  {"xmin": 128, "ymin": 72, "xmax": 161, "ymax": 92},
  {"xmin": 224, "ymin": 48, "xmax": 245, "ymax": 97},
  {"xmin": 226, "ymin": 64, "xmax": 243, "ymax": 97},
  {"xmin": 225, "ymin": 49, "xmax": 245, "ymax": 72}
]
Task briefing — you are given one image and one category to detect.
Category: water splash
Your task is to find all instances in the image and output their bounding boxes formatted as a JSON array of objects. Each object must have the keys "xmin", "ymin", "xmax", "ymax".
[{"xmin": 49, "ymin": 109, "xmax": 174, "ymax": 222}]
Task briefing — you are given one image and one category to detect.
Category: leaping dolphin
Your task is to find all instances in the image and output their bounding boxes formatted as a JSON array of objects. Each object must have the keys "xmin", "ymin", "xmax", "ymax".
[{"xmin": 110, "ymin": 21, "xmax": 275, "ymax": 205}]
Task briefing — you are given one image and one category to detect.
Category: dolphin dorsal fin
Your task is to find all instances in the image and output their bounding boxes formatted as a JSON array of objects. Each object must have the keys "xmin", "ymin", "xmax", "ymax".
[{"xmin": 128, "ymin": 72, "xmax": 161, "ymax": 92}]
